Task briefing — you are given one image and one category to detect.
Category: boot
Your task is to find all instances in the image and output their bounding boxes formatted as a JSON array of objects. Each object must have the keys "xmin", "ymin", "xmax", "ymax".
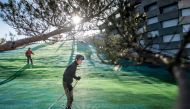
[{"xmin": 65, "ymin": 106, "xmax": 71, "ymax": 109}]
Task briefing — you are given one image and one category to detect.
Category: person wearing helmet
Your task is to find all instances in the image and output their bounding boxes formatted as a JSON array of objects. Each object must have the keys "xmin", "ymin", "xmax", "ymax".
[{"xmin": 63, "ymin": 54, "xmax": 84, "ymax": 109}]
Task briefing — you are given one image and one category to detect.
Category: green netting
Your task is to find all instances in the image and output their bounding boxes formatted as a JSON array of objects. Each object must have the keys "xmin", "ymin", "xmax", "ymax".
[{"xmin": 0, "ymin": 40, "xmax": 177, "ymax": 109}]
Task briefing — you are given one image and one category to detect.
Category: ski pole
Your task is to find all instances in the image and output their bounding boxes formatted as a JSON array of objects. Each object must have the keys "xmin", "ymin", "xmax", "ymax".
[{"xmin": 48, "ymin": 80, "xmax": 79, "ymax": 109}]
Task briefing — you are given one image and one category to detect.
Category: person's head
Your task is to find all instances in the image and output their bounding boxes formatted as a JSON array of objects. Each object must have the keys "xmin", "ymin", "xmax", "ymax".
[
  {"xmin": 75, "ymin": 54, "xmax": 84, "ymax": 65},
  {"xmin": 28, "ymin": 48, "xmax": 31, "ymax": 50}
]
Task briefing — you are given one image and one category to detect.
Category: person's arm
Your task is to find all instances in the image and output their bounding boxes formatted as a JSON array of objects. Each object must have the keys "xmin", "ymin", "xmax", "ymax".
[
  {"xmin": 73, "ymin": 73, "xmax": 81, "ymax": 80},
  {"xmin": 70, "ymin": 66, "xmax": 81, "ymax": 80},
  {"xmin": 31, "ymin": 51, "xmax": 34, "ymax": 55}
]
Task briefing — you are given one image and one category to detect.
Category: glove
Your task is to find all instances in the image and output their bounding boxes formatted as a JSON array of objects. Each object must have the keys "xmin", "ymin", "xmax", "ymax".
[{"xmin": 76, "ymin": 76, "xmax": 81, "ymax": 80}]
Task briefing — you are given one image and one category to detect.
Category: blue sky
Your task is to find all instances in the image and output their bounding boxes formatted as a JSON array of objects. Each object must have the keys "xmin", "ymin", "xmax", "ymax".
[
  {"xmin": 1, "ymin": 0, "xmax": 7, "ymax": 3},
  {"xmin": 0, "ymin": 0, "xmax": 25, "ymax": 40},
  {"xmin": 0, "ymin": 18, "xmax": 26, "ymax": 41},
  {"xmin": 0, "ymin": 19, "xmax": 16, "ymax": 40},
  {"xmin": 0, "ymin": 0, "xmax": 15, "ymax": 40}
]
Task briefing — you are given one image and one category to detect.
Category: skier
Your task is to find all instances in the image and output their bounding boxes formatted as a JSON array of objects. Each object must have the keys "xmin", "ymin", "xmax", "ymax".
[
  {"xmin": 25, "ymin": 48, "xmax": 34, "ymax": 65},
  {"xmin": 63, "ymin": 54, "xmax": 84, "ymax": 109}
]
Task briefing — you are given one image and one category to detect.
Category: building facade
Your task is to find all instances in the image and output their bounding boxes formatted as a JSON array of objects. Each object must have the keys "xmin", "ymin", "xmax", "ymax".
[
  {"xmin": 100, "ymin": 0, "xmax": 190, "ymax": 59},
  {"xmin": 140, "ymin": 0, "xmax": 190, "ymax": 58}
]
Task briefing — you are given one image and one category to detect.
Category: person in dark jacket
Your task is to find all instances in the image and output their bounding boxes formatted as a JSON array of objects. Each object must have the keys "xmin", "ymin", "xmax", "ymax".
[
  {"xmin": 25, "ymin": 48, "xmax": 34, "ymax": 65},
  {"xmin": 63, "ymin": 54, "xmax": 84, "ymax": 109}
]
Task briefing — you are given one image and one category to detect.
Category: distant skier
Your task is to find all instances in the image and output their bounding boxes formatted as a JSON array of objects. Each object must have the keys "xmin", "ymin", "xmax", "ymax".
[
  {"xmin": 25, "ymin": 48, "xmax": 34, "ymax": 65},
  {"xmin": 63, "ymin": 54, "xmax": 84, "ymax": 109}
]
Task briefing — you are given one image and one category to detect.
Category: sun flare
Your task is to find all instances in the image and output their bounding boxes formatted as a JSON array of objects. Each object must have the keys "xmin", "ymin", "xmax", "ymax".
[{"xmin": 72, "ymin": 16, "xmax": 81, "ymax": 24}]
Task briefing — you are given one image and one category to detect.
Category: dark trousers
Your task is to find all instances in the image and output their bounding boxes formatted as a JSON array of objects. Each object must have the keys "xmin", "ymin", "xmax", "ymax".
[
  {"xmin": 63, "ymin": 82, "xmax": 73, "ymax": 108},
  {"xmin": 27, "ymin": 56, "xmax": 33, "ymax": 65}
]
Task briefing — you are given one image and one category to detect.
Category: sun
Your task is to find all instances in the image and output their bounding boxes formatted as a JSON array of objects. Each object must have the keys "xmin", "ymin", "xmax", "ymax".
[{"xmin": 72, "ymin": 15, "xmax": 81, "ymax": 24}]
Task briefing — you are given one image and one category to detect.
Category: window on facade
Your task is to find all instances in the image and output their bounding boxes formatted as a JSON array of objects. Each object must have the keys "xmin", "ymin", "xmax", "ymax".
[
  {"xmin": 138, "ymin": 27, "xmax": 145, "ymax": 34},
  {"xmin": 186, "ymin": 43, "xmax": 190, "ymax": 48},
  {"xmin": 165, "ymin": 49, "xmax": 179, "ymax": 54},
  {"xmin": 134, "ymin": 4, "xmax": 141, "ymax": 12},
  {"xmin": 145, "ymin": 3, "xmax": 157, "ymax": 12},
  {"xmin": 183, "ymin": 24, "xmax": 190, "ymax": 32},
  {"xmin": 147, "ymin": 17, "xmax": 158, "ymax": 25},
  {"xmin": 182, "ymin": 8, "xmax": 190, "ymax": 17},
  {"xmin": 163, "ymin": 34, "xmax": 181, "ymax": 42},
  {"xmin": 161, "ymin": 4, "xmax": 178, "ymax": 14},
  {"xmin": 148, "ymin": 30, "xmax": 159, "ymax": 37},
  {"xmin": 162, "ymin": 19, "xmax": 178, "ymax": 28},
  {"xmin": 161, "ymin": 49, "xmax": 178, "ymax": 56},
  {"xmin": 139, "ymin": 40, "xmax": 144, "ymax": 46},
  {"xmin": 140, "ymin": 40, "xmax": 144, "ymax": 45},
  {"xmin": 152, "ymin": 44, "xmax": 160, "ymax": 49}
]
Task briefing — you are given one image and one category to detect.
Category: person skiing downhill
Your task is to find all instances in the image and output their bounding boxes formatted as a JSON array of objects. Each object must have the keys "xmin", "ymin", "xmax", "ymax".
[
  {"xmin": 25, "ymin": 47, "xmax": 34, "ymax": 65},
  {"xmin": 63, "ymin": 54, "xmax": 84, "ymax": 109}
]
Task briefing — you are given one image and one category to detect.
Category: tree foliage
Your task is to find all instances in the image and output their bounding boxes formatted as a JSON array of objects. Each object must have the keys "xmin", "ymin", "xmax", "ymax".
[
  {"xmin": 92, "ymin": 1, "xmax": 190, "ymax": 108},
  {"xmin": 0, "ymin": 0, "xmax": 190, "ymax": 108},
  {"xmin": 94, "ymin": 0, "xmax": 146, "ymax": 64},
  {"xmin": 0, "ymin": 0, "xmax": 115, "ymax": 50},
  {"xmin": 0, "ymin": 0, "xmax": 114, "ymax": 37}
]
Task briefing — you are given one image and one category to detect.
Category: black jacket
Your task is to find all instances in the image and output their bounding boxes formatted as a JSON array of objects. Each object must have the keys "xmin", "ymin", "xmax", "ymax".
[{"xmin": 63, "ymin": 61, "xmax": 78, "ymax": 84}]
